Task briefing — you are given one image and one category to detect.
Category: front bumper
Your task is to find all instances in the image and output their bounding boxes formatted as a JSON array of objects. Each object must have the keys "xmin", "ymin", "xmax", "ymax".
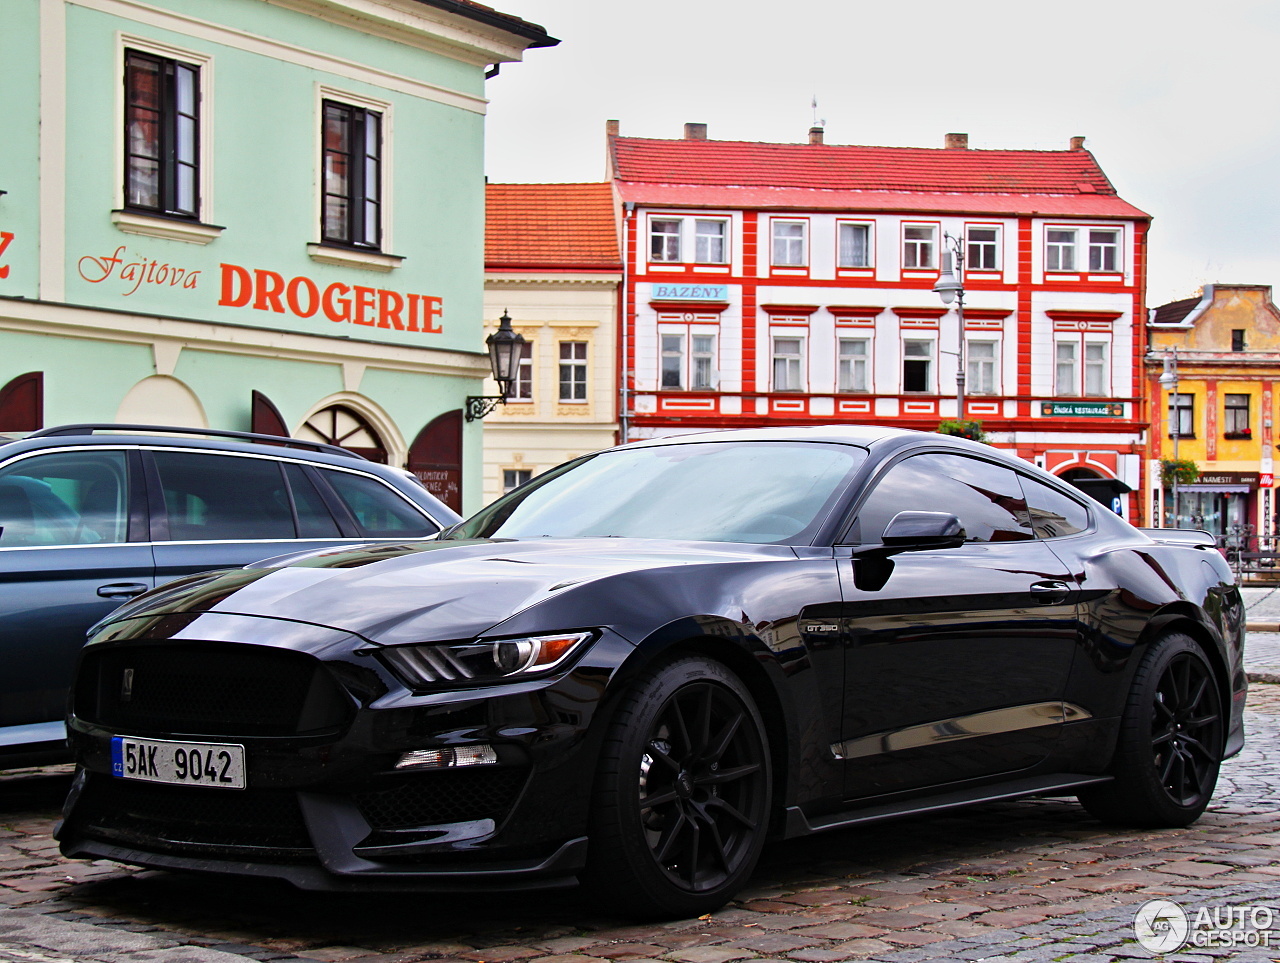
[{"xmin": 57, "ymin": 620, "xmax": 635, "ymax": 890}]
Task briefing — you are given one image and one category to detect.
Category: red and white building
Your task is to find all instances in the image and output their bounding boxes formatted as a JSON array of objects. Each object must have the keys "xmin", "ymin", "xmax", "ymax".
[{"xmin": 609, "ymin": 123, "xmax": 1152, "ymax": 519}]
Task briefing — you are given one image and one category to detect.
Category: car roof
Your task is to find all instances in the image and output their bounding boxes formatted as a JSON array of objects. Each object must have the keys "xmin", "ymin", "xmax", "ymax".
[{"xmin": 0, "ymin": 425, "xmax": 369, "ymax": 468}]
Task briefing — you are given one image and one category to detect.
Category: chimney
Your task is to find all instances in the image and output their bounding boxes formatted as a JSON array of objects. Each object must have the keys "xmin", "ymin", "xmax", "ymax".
[
  {"xmin": 605, "ymin": 119, "xmax": 619, "ymax": 138},
  {"xmin": 944, "ymin": 132, "xmax": 969, "ymax": 150},
  {"xmin": 809, "ymin": 126, "xmax": 824, "ymax": 145},
  {"xmin": 684, "ymin": 122, "xmax": 707, "ymax": 140},
  {"xmin": 1070, "ymin": 135, "xmax": 1086, "ymax": 150}
]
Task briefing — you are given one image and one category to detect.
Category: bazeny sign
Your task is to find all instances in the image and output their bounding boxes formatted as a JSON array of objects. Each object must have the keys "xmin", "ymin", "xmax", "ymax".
[{"xmin": 218, "ymin": 263, "xmax": 443, "ymax": 333}]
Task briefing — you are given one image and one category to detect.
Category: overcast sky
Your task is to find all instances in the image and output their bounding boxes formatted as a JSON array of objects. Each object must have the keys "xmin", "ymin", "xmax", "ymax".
[{"xmin": 482, "ymin": 0, "xmax": 1278, "ymax": 307}]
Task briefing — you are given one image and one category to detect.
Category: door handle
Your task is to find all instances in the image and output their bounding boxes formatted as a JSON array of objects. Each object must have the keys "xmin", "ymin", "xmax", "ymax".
[
  {"xmin": 97, "ymin": 582, "xmax": 149, "ymax": 600},
  {"xmin": 1029, "ymin": 580, "xmax": 1070, "ymax": 604}
]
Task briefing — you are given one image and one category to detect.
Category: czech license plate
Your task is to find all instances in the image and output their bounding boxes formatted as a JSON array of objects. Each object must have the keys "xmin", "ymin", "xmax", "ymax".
[{"xmin": 111, "ymin": 736, "xmax": 246, "ymax": 789}]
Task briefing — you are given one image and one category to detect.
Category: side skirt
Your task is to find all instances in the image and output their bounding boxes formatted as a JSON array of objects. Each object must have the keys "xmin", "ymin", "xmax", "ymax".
[{"xmin": 782, "ymin": 773, "xmax": 1113, "ymax": 839}]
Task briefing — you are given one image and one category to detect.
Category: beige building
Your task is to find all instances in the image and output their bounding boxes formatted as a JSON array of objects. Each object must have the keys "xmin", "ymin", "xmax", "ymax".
[{"xmin": 480, "ymin": 183, "xmax": 621, "ymax": 504}]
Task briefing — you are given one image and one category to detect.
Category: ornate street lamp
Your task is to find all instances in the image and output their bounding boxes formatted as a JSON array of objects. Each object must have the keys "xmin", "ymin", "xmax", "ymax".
[
  {"xmin": 466, "ymin": 310, "xmax": 526, "ymax": 422},
  {"xmin": 932, "ymin": 233, "xmax": 966, "ymax": 415},
  {"xmin": 1158, "ymin": 348, "xmax": 1180, "ymax": 526}
]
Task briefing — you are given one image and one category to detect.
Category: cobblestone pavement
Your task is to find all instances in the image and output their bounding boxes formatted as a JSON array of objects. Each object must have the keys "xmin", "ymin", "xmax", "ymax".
[{"xmin": 1, "ymin": 687, "xmax": 1277, "ymax": 963}]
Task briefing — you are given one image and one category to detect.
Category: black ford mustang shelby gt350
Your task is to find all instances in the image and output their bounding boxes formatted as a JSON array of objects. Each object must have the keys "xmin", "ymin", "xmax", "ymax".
[{"xmin": 58, "ymin": 426, "xmax": 1246, "ymax": 917}]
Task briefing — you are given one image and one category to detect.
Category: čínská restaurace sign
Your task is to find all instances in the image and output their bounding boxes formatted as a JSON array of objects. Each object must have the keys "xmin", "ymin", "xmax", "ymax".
[
  {"xmin": 651, "ymin": 283, "xmax": 728, "ymax": 301},
  {"xmin": 1040, "ymin": 402, "xmax": 1125, "ymax": 418}
]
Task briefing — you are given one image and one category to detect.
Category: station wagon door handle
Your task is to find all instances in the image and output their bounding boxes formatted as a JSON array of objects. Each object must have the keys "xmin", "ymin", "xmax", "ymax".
[
  {"xmin": 1029, "ymin": 580, "xmax": 1071, "ymax": 604},
  {"xmin": 97, "ymin": 582, "xmax": 149, "ymax": 600}
]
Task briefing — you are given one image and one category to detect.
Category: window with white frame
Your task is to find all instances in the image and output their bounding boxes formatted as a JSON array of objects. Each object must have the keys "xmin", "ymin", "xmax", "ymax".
[
  {"xmin": 838, "ymin": 338, "xmax": 870, "ymax": 392},
  {"xmin": 966, "ymin": 226, "xmax": 999, "ymax": 270},
  {"xmin": 502, "ymin": 468, "xmax": 532, "ymax": 493},
  {"xmin": 1056, "ymin": 339, "xmax": 1109, "ymax": 396},
  {"xmin": 1088, "ymin": 229, "xmax": 1120, "ymax": 271},
  {"xmin": 649, "ymin": 217, "xmax": 728, "ymax": 264},
  {"xmin": 558, "ymin": 341, "xmax": 587, "ymax": 402},
  {"xmin": 695, "ymin": 219, "xmax": 727, "ymax": 263},
  {"xmin": 1055, "ymin": 341, "xmax": 1077, "ymax": 395},
  {"xmin": 967, "ymin": 340, "xmax": 997, "ymax": 394},
  {"xmin": 903, "ymin": 225, "xmax": 936, "ymax": 269},
  {"xmin": 660, "ymin": 331, "xmax": 717, "ymax": 390},
  {"xmin": 1046, "ymin": 228, "xmax": 1077, "ymax": 271},
  {"xmin": 650, "ymin": 219, "xmax": 681, "ymax": 261},
  {"xmin": 1083, "ymin": 342, "xmax": 1108, "ymax": 395},
  {"xmin": 838, "ymin": 222, "xmax": 872, "ymax": 268},
  {"xmin": 772, "ymin": 221, "xmax": 806, "ymax": 266},
  {"xmin": 903, "ymin": 339, "xmax": 933, "ymax": 392},
  {"xmin": 772, "ymin": 337, "xmax": 805, "ymax": 390},
  {"xmin": 512, "ymin": 341, "xmax": 532, "ymax": 400}
]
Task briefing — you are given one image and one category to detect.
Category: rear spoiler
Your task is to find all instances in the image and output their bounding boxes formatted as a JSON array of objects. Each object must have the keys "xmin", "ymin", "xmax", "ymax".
[{"xmin": 1136, "ymin": 528, "xmax": 1218, "ymax": 550}]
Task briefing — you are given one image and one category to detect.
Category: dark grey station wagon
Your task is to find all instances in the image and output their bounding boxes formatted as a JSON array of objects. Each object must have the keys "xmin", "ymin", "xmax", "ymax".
[{"xmin": 0, "ymin": 424, "xmax": 459, "ymax": 768}]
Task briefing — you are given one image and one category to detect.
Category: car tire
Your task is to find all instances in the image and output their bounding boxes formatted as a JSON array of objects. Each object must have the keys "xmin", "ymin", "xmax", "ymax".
[
  {"xmin": 1078, "ymin": 632, "xmax": 1224, "ymax": 827},
  {"xmin": 583, "ymin": 655, "xmax": 772, "ymax": 919}
]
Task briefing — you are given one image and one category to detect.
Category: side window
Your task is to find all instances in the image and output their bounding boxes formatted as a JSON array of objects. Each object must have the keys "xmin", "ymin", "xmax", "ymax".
[
  {"xmin": 1018, "ymin": 475, "xmax": 1092, "ymax": 538},
  {"xmin": 855, "ymin": 452, "xmax": 1033, "ymax": 544},
  {"xmin": 283, "ymin": 464, "xmax": 341, "ymax": 538},
  {"xmin": 319, "ymin": 470, "xmax": 438, "ymax": 537},
  {"xmin": 0, "ymin": 451, "xmax": 129, "ymax": 547},
  {"xmin": 153, "ymin": 452, "xmax": 294, "ymax": 541}
]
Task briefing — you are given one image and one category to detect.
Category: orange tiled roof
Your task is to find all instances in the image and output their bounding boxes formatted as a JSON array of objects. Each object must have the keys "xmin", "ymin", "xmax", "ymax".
[{"xmin": 486, "ymin": 182, "xmax": 621, "ymax": 270}]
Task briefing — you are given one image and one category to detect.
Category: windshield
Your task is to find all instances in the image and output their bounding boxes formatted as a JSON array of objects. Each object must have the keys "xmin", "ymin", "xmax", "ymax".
[{"xmin": 450, "ymin": 441, "xmax": 865, "ymax": 544}]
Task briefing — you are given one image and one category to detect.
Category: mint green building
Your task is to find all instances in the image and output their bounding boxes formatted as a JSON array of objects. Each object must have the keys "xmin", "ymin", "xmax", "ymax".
[{"xmin": 0, "ymin": 0, "xmax": 554, "ymax": 513}]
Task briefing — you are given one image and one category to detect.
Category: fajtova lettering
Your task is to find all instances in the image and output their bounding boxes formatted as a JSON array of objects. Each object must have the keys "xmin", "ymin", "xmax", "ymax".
[
  {"xmin": 78, "ymin": 245, "xmax": 201, "ymax": 296},
  {"xmin": 218, "ymin": 263, "xmax": 443, "ymax": 333}
]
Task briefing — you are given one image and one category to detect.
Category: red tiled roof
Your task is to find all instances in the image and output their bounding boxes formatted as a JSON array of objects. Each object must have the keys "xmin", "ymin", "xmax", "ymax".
[
  {"xmin": 611, "ymin": 137, "xmax": 1149, "ymax": 219},
  {"xmin": 485, "ymin": 182, "xmax": 621, "ymax": 271}
]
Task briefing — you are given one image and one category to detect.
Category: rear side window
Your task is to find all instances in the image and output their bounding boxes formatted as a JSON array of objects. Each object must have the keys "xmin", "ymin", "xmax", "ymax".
[
  {"xmin": 153, "ymin": 451, "xmax": 295, "ymax": 541},
  {"xmin": 1019, "ymin": 475, "xmax": 1092, "ymax": 538},
  {"xmin": 0, "ymin": 450, "xmax": 130, "ymax": 546},
  {"xmin": 319, "ymin": 469, "xmax": 438, "ymax": 537},
  {"xmin": 855, "ymin": 452, "xmax": 1034, "ymax": 544},
  {"xmin": 284, "ymin": 464, "xmax": 341, "ymax": 538}
]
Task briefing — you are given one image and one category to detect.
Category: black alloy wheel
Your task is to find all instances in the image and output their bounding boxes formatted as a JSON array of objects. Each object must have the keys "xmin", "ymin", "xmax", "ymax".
[
  {"xmin": 1078, "ymin": 632, "xmax": 1224, "ymax": 827},
  {"xmin": 585, "ymin": 656, "xmax": 771, "ymax": 919}
]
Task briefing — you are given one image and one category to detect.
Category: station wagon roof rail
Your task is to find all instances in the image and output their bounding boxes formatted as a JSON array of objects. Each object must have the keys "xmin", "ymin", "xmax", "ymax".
[{"xmin": 26, "ymin": 424, "xmax": 364, "ymax": 460}]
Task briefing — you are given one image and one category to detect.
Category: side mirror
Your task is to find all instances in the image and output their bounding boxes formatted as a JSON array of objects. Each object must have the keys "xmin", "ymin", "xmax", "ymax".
[{"xmin": 881, "ymin": 511, "xmax": 966, "ymax": 550}]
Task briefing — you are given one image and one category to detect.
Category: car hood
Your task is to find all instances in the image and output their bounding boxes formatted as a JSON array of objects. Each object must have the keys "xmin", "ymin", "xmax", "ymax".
[{"xmin": 106, "ymin": 538, "xmax": 795, "ymax": 646}]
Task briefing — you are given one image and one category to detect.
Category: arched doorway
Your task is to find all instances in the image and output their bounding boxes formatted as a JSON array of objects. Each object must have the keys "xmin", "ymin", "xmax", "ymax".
[
  {"xmin": 297, "ymin": 404, "xmax": 388, "ymax": 463},
  {"xmin": 408, "ymin": 410, "xmax": 462, "ymax": 512}
]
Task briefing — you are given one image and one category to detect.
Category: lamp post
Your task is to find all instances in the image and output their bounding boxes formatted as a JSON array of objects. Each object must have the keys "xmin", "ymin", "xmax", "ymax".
[
  {"xmin": 932, "ymin": 233, "xmax": 966, "ymax": 416},
  {"xmin": 465, "ymin": 310, "xmax": 527, "ymax": 421},
  {"xmin": 1158, "ymin": 348, "xmax": 1180, "ymax": 527}
]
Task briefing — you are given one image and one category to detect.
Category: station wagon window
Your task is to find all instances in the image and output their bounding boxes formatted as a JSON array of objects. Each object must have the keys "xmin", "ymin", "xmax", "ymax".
[
  {"xmin": 1018, "ymin": 475, "xmax": 1091, "ymax": 538},
  {"xmin": 283, "ymin": 464, "xmax": 342, "ymax": 538},
  {"xmin": 153, "ymin": 452, "xmax": 295, "ymax": 541},
  {"xmin": 854, "ymin": 453, "xmax": 1033, "ymax": 544},
  {"xmin": 0, "ymin": 451, "xmax": 130, "ymax": 547},
  {"xmin": 124, "ymin": 50, "xmax": 200, "ymax": 218},
  {"xmin": 320, "ymin": 469, "xmax": 437, "ymax": 537}
]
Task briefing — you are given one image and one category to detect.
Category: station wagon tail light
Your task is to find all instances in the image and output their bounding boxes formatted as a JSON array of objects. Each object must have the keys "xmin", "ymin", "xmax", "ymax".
[{"xmin": 379, "ymin": 631, "xmax": 594, "ymax": 687}]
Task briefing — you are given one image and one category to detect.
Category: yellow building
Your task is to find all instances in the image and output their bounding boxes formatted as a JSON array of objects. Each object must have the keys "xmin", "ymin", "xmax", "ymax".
[
  {"xmin": 479, "ymin": 184, "xmax": 621, "ymax": 504},
  {"xmin": 1147, "ymin": 284, "xmax": 1280, "ymax": 537}
]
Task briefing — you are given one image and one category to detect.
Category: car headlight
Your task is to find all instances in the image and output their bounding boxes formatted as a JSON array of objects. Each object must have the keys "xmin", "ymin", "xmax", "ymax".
[{"xmin": 378, "ymin": 631, "xmax": 594, "ymax": 687}]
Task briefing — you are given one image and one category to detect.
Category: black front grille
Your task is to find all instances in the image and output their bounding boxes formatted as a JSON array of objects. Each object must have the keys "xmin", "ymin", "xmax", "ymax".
[
  {"xmin": 78, "ymin": 775, "xmax": 314, "ymax": 861},
  {"xmin": 354, "ymin": 768, "xmax": 527, "ymax": 829},
  {"xmin": 76, "ymin": 642, "xmax": 350, "ymax": 736}
]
